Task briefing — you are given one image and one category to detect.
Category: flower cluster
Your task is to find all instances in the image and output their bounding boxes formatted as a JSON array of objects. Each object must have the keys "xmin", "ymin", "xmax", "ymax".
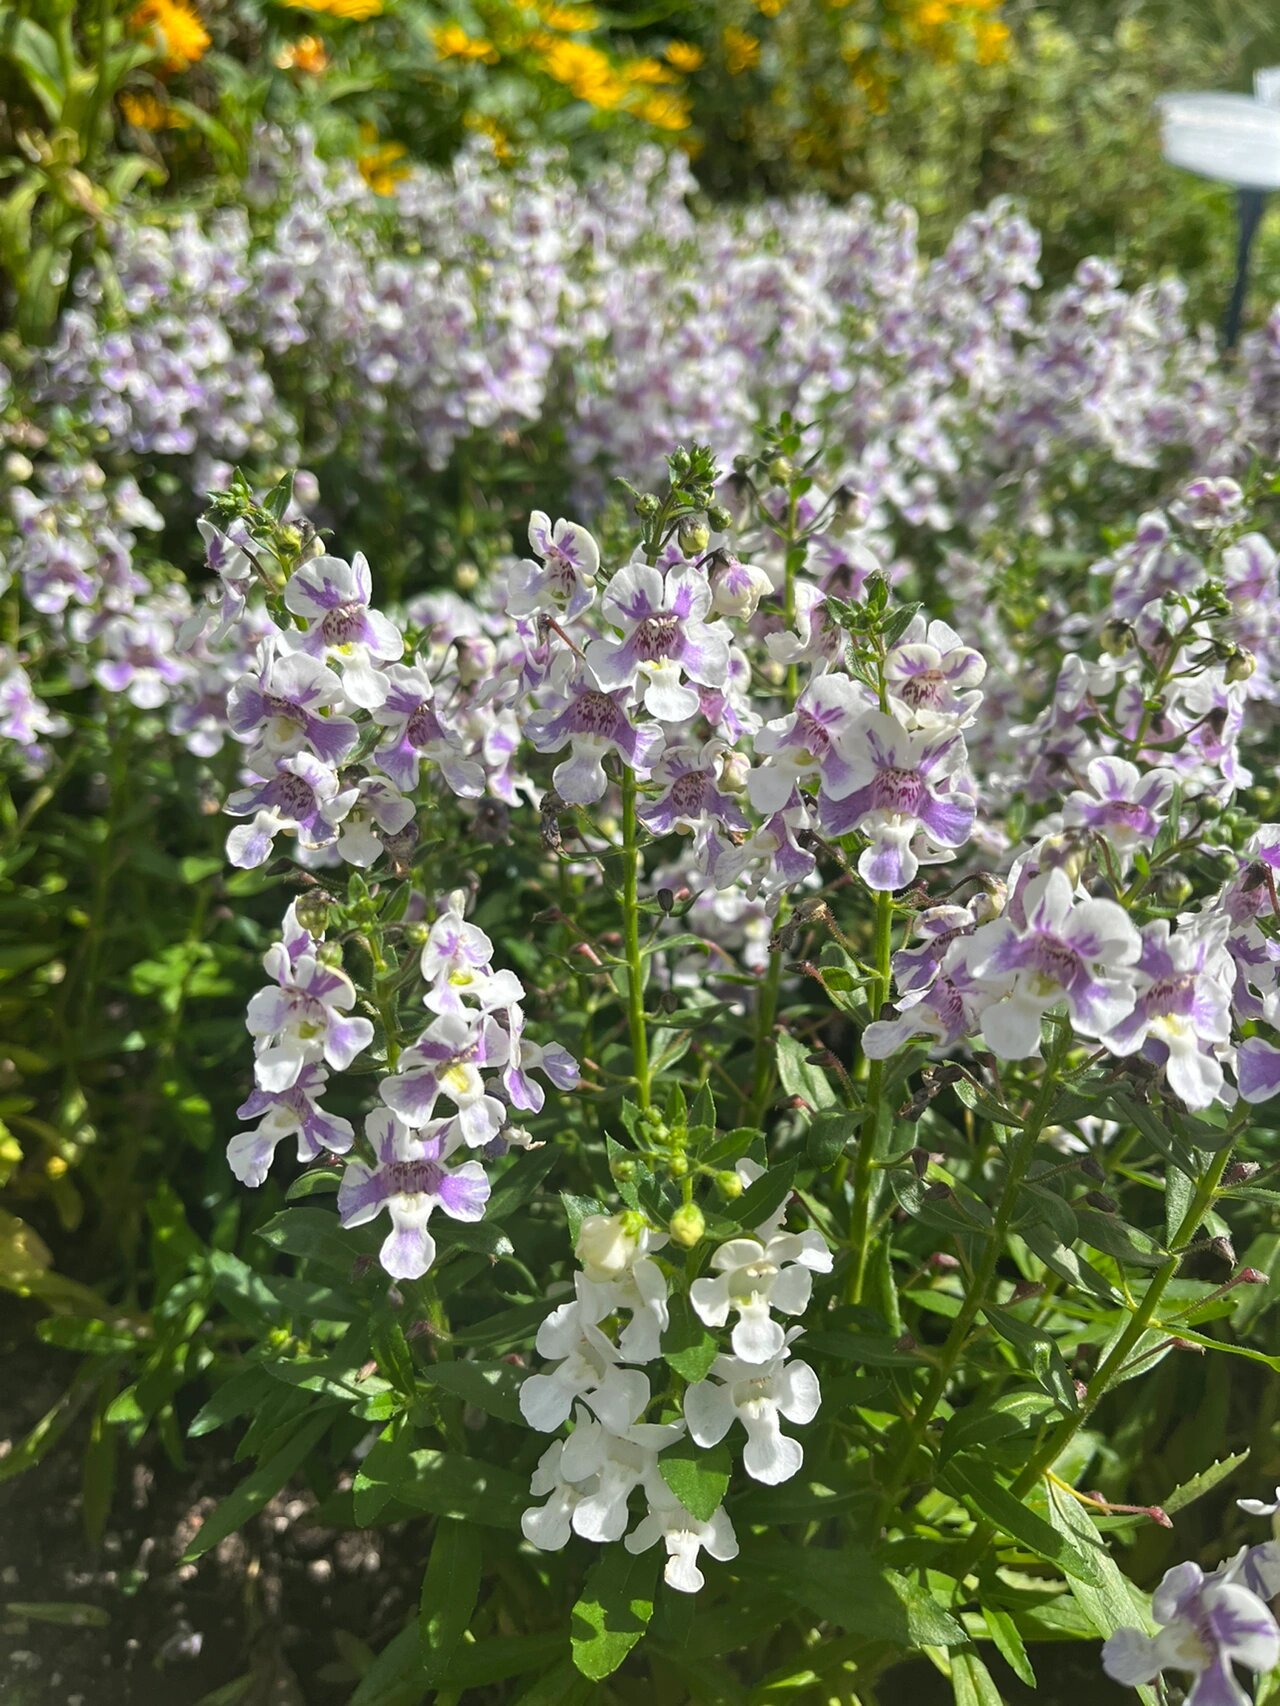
[{"xmin": 520, "ymin": 1189, "xmax": 830, "ymax": 1593}]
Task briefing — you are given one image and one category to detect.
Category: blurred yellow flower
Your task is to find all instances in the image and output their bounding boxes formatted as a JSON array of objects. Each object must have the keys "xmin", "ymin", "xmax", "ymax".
[
  {"xmin": 633, "ymin": 90, "xmax": 692, "ymax": 132},
  {"xmin": 432, "ymin": 22, "xmax": 500, "ymax": 62},
  {"xmin": 282, "ymin": 0, "xmax": 383, "ymax": 20},
  {"xmin": 721, "ymin": 26, "xmax": 760, "ymax": 75},
  {"xmin": 537, "ymin": 38, "xmax": 628, "ymax": 108},
  {"xmin": 275, "ymin": 34, "xmax": 329, "ymax": 73},
  {"xmin": 129, "ymin": 0, "xmax": 210, "ymax": 72},
  {"xmin": 357, "ymin": 125, "xmax": 410, "ymax": 194},
  {"xmin": 536, "ymin": 2, "xmax": 600, "ymax": 27},
  {"xmin": 622, "ymin": 56, "xmax": 680, "ymax": 86},
  {"xmin": 973, "ymin": 16, "xmax": 1011, "ymax": 63},
  {"xmin": 664, "ymin": 40, "xmax": 704, "ymax": 73},
  {"xmin": 757, "ymin": 0, "xmax": 790, "ymax": 14},
  {"xmin": 119, "ymin": 89, "xmax": 188, "ymax": 129}
]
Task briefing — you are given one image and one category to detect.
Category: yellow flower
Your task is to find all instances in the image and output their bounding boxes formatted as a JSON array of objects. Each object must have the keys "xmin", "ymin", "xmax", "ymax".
[
  {"xmin": 721, "ymin": 26, "xmax": 759, "ymax": 75},
  {"xmin": 129, "ymin": 0, "xmax": 211, "ymax": 72},
  {"xmin": 282, "ymin": 0, "xmax": 383, "ymax": 21},
  {"xmin": 664, "ymin": 40, "xmax": 704, "ymax": 73},
  {"xmin": 537, "ymin": 38, "xmax": 628, "ymax": 109},
  {"xmin": 633, "ymin": 90, "xmax": 691, "ymax": 132},
  {"xmin": 621, "ymin": 56, "xmax": 679, "ymax": 86},
  {"xmin": 756, "ymin": 0, "xmax": 789, "ymax": 14},
  {"xmin": 119, "ymin": 89, "xmax": 187, "ymax": 129},
  {"xmin": 275, "ymin": 34, "xmax": 329, "ymax": 73},
  {"xmin": 536, "ymin": 2, "xmax": 600, "ymax": 27},
  {"xmin": 357, "ymin": 125, "xmax": 410, "ymax": 194},
  {"xmin": 432, "ymin": 22, "xmax": 500, "ymax": 63},
  {"xmin": 973, "ymin": 16, "xmax": 1011, "ymax": 63}
]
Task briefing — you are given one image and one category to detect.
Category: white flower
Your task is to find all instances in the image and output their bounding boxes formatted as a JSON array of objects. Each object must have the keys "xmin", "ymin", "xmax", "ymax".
[
  {"xmin": 690, "ymin": 1230, "xmax": 832, "ymax": 1364},
  {"xmin": 624, "ymin": 1481, "xmax": 739, "ymax": 1594},
  {"xmin": 684, "ymin": 1334, "xmax": 821, "ymax": 1485},
  {"xmin": 518, "ymin": 1303, "xmax": 650, "ymax": 1433}
]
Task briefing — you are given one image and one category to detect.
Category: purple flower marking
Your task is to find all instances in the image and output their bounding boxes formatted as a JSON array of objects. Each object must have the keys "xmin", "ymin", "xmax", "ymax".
[{"xmin": 338, "ymin": 1109, "xmax": 490, "ymax": 1280}]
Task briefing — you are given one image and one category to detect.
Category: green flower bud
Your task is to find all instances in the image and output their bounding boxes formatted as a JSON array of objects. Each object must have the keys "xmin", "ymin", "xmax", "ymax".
[
  {"xmin": 635, "ymin": 492, "xmax": 661, "ymax": 520},
  {"xmin": 714, "ymin": 1169, "xmax": 743, "ymax": 1200},
  {"xmin": 293, "ymin": 893, "xmax": 331, "ymax": 937},
  {"xmin": 1225, "ymin": 648, "xmax": 1257, "ymax": 684},
  {"xmin": 668, "ymin": 1203, "xmax": 705, "ymax": 1248},
  {"xmin": 1156, "ymin": 870, "xmax": 1194, "ymax": 907},
  {"xmin": 708, "ymin": 504, "xmax": 733, "ymax": 532},
  {"xmin": 678, "ymin": 518, "xmax": 710, "ymax": 556},
  {"xmin": 610, "ymin": 1155, "xmax": 637, "ymax": 1184},
  {"xmin": 767, "ymin": 456, "xmax": 794, "ymax": 487},
  {"xmin": 667, "ymin": 1153, "xmax": 689, "ymax": 1179}
]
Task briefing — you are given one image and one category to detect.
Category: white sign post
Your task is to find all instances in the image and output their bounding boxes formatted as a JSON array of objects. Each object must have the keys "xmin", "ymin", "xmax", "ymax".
[{"xmin": 1157, "ymin": 72, "xmax": 1280, "ymax": 346}]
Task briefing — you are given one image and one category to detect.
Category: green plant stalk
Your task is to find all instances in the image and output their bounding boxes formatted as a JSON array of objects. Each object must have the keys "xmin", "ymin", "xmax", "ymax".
[
  {"xmin": 847, "ymin": 887, "xmax": 895, "ymax": 1305},
  {"xmin": 620, "ymin": 765, "xmax": 651, "ymax": 1111},
  {"xmin": 872, "ymin": 1032, "xmax": 1070, "ymax": 1519},
  {"xmin": 948, "ymin": 1141, "xmax": 1237, "ymax": 1583}
]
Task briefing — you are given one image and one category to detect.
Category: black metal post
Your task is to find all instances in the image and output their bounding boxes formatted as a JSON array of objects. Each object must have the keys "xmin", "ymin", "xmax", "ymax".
[{"xmin": 1225, "ymin": 186, "xmax": 1268, "ymax": 350}]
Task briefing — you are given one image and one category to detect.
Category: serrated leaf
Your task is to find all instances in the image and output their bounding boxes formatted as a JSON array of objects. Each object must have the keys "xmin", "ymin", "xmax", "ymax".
[
  {"xmin": 658, "ymin": 1437, "xmax": 731, "ymax": 1523},
  {"xmin": 571, "ymin": 1545, "xmax": 658, "ymax": 1681},
  {"xmin": 1162, "ymin": 1450, "xmax": 1250, "ymax": 1516}
]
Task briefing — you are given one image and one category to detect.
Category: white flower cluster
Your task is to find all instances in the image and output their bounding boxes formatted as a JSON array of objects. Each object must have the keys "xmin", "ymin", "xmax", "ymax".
[{"xmin": 519, "ymin": 1184, "xmax": 830, "ymax": 1593}]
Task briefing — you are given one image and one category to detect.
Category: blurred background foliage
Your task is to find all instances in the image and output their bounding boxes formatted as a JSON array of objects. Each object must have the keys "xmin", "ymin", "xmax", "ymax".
[{"xmin": 4, "ymin": 0, "xmax": 1280, "ymax": 340}]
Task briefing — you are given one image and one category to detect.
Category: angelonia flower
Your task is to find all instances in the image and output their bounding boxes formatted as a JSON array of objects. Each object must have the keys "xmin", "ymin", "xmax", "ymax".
[
  {"xmin": 1103, "ymin": 1550, "xmax": 1280, "ymax": 1706},
  {"xmin": 519, "ymin": 1203, "xmax": 830, "ymax": 1593}
]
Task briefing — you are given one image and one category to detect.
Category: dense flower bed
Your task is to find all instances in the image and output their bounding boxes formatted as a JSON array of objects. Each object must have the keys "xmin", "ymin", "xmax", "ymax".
[{"xmin": 7, "ymin": 130, "xmax": 1280, "ymax": 1704}]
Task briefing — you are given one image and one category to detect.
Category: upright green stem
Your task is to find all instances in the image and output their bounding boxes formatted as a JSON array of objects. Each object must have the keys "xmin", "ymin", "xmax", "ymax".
[
  {"xmin": 621, "ymin": 766, "xmax": 651, "ymax": 1111},
  {"xmin": 873, "ymin": 1032, "xmax": 1070, "ymax": 1521},
  {"xmin": 947, "ymin": 1141, "xmax": 1236, "ymax": 1583},
  {"xmin": 847, "ymin": 888, "xmax": 895, "ymax": 1305}
]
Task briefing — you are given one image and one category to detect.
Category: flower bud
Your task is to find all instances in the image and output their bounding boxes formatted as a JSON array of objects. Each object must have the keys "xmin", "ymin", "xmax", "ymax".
[
  {"xmin": 708, "ymin": 504, "xmax": 734, "ymax": 532},
  {"xmin": 1100, "ymin": 618, "xmax": 1135, "ymax": 657},
  {"xmin": 293, "ymin": 893, "xmax": 331, "ymax": 937},
  {"xmin": 610, "ymin": 1155, "xmax": 636, "ymax": 1184},
  {"xmin": 657, "ymin": 887, "xmax": 675, "ymax": 914},
  {"xmin": 667, "ymin": 1153, "xmax": 689, "ymax": 1179},
  {"xmin": 1225, "ymin": 648, "xmax": 1257, "ymax": 684},
  {"xmin": 1156, "ymin": 870, "xmax": 1193, "ymax": 907},
  {"xmin": 668, "ymin": 1203, "xmax": 705, "ymax": 1248},
  {"xmin": 454, "ymin": 561, "xmax": 480, "ymax": 592},
  {"xmin": 714, "ymin": 1169, "xmax": 743, "ymax": 1201},
  {"xmin": 678, "ymin": 518, "xmax": 710, "ymax": 556},
  {"xmin": 719, "ymin": 749, "xmax": 751, "ymax": 794},
  {"xmin": 635, "ymin": 492, "xmax": 661, "ymax": 520},
  {"xmin": 767, "ymin": 456, "xmax": 795, "ymax": 487},
  {"xmin": 669, "ymin": 447, "xmax": 692, "ymax": 477},
  {"xmin": 576, "ymin": 1212, "xmax": 644, "ymax": 1281},
  {"xmin": 969, "ymin": 875, "xmax": 1006, "ymax": 924},
  {"xmin": 4, "ymin": 452, "xmax": 33, "ymax": 483}
]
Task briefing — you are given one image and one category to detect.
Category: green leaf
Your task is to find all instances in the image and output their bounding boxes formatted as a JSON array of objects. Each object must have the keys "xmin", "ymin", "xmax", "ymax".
[
  {"xmin": 181, "ymin": 1410, "xmax": 333, "ymax": 1562},
  {"xmin": 383, "ymin": 1449, "xmax": 526, "ymax": 1528},
  {"xmin": 658, "ymin": 1437, "xmax": 732, "ymax": 1523},
  {"xmin": 1162, "ymin": 1450, "xmax": 1250, "ymax": 1516},
  {"xmin": 420, "ymin": 1517, "xmax": 483, "ymax": 1679},
  {"xmin": 415, "ymin": 1360, "xmax": 525, "ymax": 1425},
  {"xmin": 774, "ymin": 1031, "xmax": 837, "ymax": 1109},
  {"xmin": 939, "ymin": 1458, "xmax": 1103, "ymax": 1586},
  {"xmin": 939, "ymin": 1390, "xmax": 1059, "ymax": 1466},
  {"xmin": 950, "ymin": 1649, "xmax": 1004, "ymax": 1706},
  {"xmin": 512, "ymin": 1660, "xmax": 596, "ymax": 1706},
  {"xmin": 726, "ymin": 1159, "xmax": 798, "ymax": 1232},
  {"xmin": 6, "ymin": 1601, "xmax": 109, "ymax": 1628},
  {"xmin": 983, "ymin": 1605, "xmax": 1036, "ymax": 1688},
  {"xmin": 571, "ymin": 1545, "xmax": 658, "ymax": 1681},
  {"xmin": 353, "ymin": 1419, "xmax": 413, "ymax": 1526},
  {"xmin": 347, "ymin": 1624, "xmax": 429, "ymax": 1706},
  {"xmin": 743, "ymin": 1541, "xmax": 966, "ymax": 1647},
  {"xmin": 806, "ymin": 1109, "xmax": 860, "ymax": 1168},
  {"xmin": 1044, "ymin": 1478, "xmax": 1158, "ymax": 1706},
  {"xmin": 561, "ymin": 1192, "xmax": 606, "ymax": 1245},
  {"xmin": 661, "ymin": 1292, "xmax": 719, "ymax": 1383},
  {"xmin": 257, "ymin": 1208, "xmax": 359, "ymax": 1273}
]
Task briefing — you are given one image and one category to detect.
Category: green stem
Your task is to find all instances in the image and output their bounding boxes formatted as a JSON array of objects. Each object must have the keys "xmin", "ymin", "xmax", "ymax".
[
  {"xmin": 847, "ymin": 887, "xmax": 895, "ymax": 1305},
  {"xmin": 948, "ymin": 1141, "xmax": 1237, "ymax": 1582},
  {"xmin": 747, "ymin": 942, "xmax": 785, "ymax": 1125},
  {"xmin": 621, "ymin": 766, "xmax": 651, "ymax": 1111},
  {"xmin": 873, "ymin": 1031, "xmax": 1069, "ymax": 1522}
]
